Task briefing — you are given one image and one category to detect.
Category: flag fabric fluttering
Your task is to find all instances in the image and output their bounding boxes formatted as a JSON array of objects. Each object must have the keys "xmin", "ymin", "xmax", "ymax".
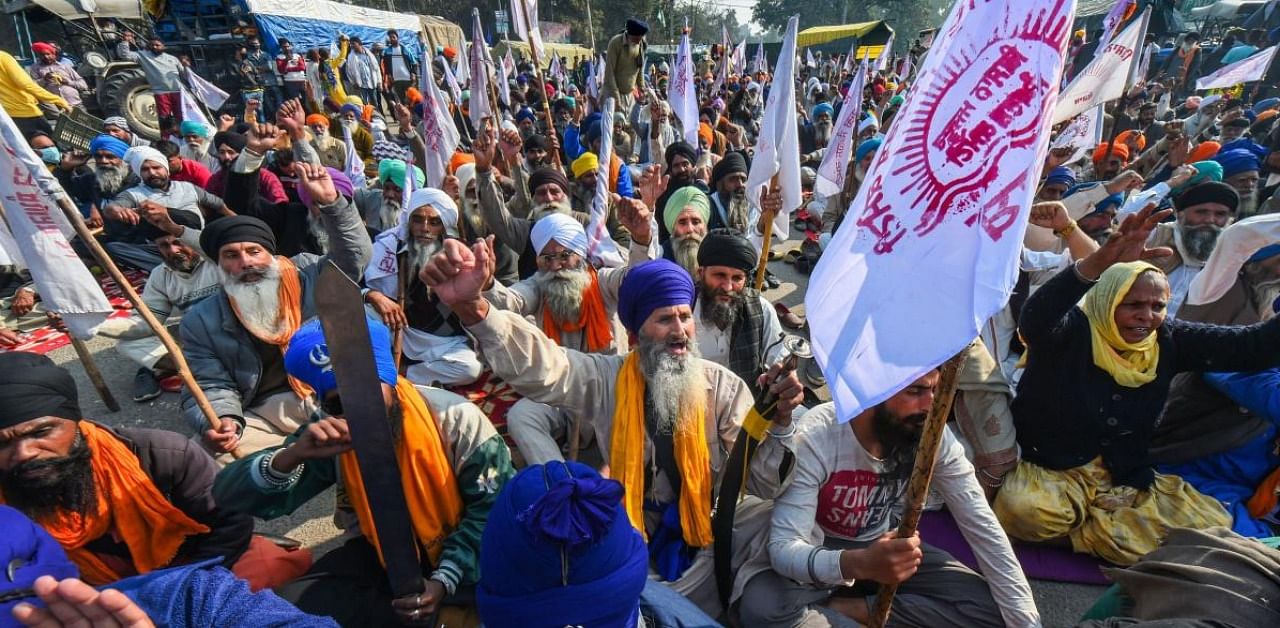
[
  {"xmin": 1054, "ymin": 8, "xmax": 1148, "ymax": 124},
  {"xmin": 745, "ymin": 15, "xmax": 802, "ymax": 251},
  {"xmin": 752, "ymin": 41, "xmax": 767, "ymax": 74},
  {"xmin": 341, "ymin": 125, "xmax": 366, "ymax": 190},
  {"xmin": 418, "ymin": 48, "xmax": 461, "ymax": 188},
  {"xmin": 815, "ymin": 57, "xmax": 868, "ymax": 198},
  {"xmin": 843, "ymin": 39, "xmax": 859, "ymax": 75},
  {"xmin": 511, "ymin": 0, "xmax": 545, "ymax": 62},
  {"xmin": 806, "ymin": 0, "xmax": 1076, "ymax": 422},
  {"xmin": 671, "ymin": 29, "xmax": 700, "ymax": 147},
  {"xmin": 186, "ymin": 68, "xmax": 229, "ymax": 111},
  {"xmin": 1096, "ymin": 0, "xmax": 1136, "ymax": 51},
  {"xmin": 468, "ymin": 9, "xmax": 492, "ymax": 129},
  {"xmin": 178, "ymin": 85, "xmax": 213, "ymax": 130},
  {"xmin": 1052, "ymin": 103, "xmax": 1105, "ymax": 166},
  {"xmin": 0, "ymin": 102, "xmax": 113, "ymax": 339},
  {"xmin": 875, "ymin": 33, "xmax": 895, "ymax": 72},
  {"xmin": 1196, "ymin": 45, "xmax": 1279, "ymax": 90},
  {"xmin": 587, "ymin": 97, "xmax": 625, "ymax": 267},
  {"xmin": 442, "ymin": 60, "xmax": 464, "ymax": 106},
  {"xmin": 497, "ymin": 48, "xmax": 512, "ymax": 106},
  {"xmin": 805, "ymin": 48, "xmax": 816, "ymax": 69}
]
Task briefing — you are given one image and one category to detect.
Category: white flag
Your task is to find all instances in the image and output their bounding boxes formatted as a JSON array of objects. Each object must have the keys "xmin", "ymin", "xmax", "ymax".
[
  {"xmin": 1096, "ymin": 0, "xmax": 1135, "ymax": 51},
  {"xmin": 1051, "ymin": 103, "xmax": 1104, "ymax": 166},
  {"xmin": 469, "ymin": 10, "xmax": 493, "ymax": 129},
  {"xmin": 497, "ymin": 48, "xmax": 513, "ymax": 106},
  {"xmin": 752, "ymin": 41, "xmax": 766, "ymax": 74},
  {"xmin": 442, "ymin": 60, "xmax": 463, "ymax": 106},
  {"xmin": 510, "ymin": 0, "xmax": 545, "ymax": 62},
  {"xmin": 1054, "ymin": 8, "xmax": 1148, "ymax": 124},
  {"xmin": 0, "ymin": 103, "xmax": 113, "ymax": 339},
  {"xmin": 1196, "ymin": 45, "xmax": 1279, "ymax": 90},
  {"xmin": 671, "ymin": 30, "xmax": 699, "ymax": 146},
  {"xmin": 815, "ymin": 59, "xmax": 868, "ymax": 198},
  {"xmin": 587, "ymin": 97, "xmax": 625, "ymax": 267},
  {"xmin": 178, "ymin": 85, "xmax": 213, "ymax": 130},
  {"xmin": 875, "ymin": 33, "xmax": 895, "ymax": 72},
  {"xmin": 419, "ymin": 48, "xmax": 462, "ymax": 188},
  {"xmin": 341, "ymin": 126, "xmax": 366, "ymax": 190},
  {"xmin": 806, "ymin": 0, "xmax": 1075, "ymax": 422},
  {"xmin": 186, "ymin": 68, "xmax": 229, "ymax": 111},
  {"xmin": 805, "ymin": 48, "xmax": 816, "ymax": 68},
  {"xmin": 746, "ymin": 15, "xmax": 802, "ymax": 249},
  {"xmin": 549, "ymin": 55, "xmax": 564, "ymax": 88},
  {"xmin": 843, "ymin": 40, "xmax": 859, "ymax": 75},
  {"xmin": 733, "ymin": 41, "xmax": 746, "ymax": 73}
]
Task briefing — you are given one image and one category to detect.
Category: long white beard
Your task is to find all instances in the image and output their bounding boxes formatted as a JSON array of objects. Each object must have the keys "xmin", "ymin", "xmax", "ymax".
[
  {"xmin": 180, "ymin": 141, "xmax": 206, "ymax": 162},
  {"xmin": 408, "ymin": 237, "xmax": 443, "ymax": 276},
  {"xmin": 673, "ymin": 233, "xmax": 703, "ymax": 276},
  {"xmin": 536, "ymin": 266, "xmax": 590, "ymax": 323},
  {"xmin": 380, "ymin": 198, "xmax": 402, "ymax": 232},
  {"xmin": 221, "ymin": 258, "xmax": 284, "ymax": 340},
  {"xmin": 814, "ymin": 121, "xmax": 833, "ymax": 148},
  {"xmin": 95, "ymin": 164, "xmax": 127, "ymax": 194},
  {"xmin": 638, "ymin": 335, "xmax": 706, "ymax": 436}
]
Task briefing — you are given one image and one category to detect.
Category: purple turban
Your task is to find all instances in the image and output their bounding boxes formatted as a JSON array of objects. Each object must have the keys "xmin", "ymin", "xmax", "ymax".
[
  {"xmin": 296, "ymin": 167, "xmax": 354, "ymax": 209},
  {"xmin": 616, "ymin": 259, "xmax": 695, "ymax": 334}
]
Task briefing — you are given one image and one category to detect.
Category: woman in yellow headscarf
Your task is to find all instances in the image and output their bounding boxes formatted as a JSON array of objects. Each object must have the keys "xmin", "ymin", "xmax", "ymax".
[{"xmin": 993, "ymin": 205, "xmax": 1280, "ymax": 565}]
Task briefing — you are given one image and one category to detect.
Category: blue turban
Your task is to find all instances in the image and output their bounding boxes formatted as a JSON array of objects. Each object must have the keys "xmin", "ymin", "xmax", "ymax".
[
  {"xmin": 88, "ymin": 134, "xmax": 129, "ymax": 158},
  {"xmin": 515, "ymin": 107, "xmax": 536, "ymax": 124},
  {"xmin": 1090, "ymin": 193, "xmax": 1124, "ymax": 217},
  {"xmin": 477, "ymin": 462, "xmax": 647, "ymax": 628},
  {"xmin": 1250, "ymin": 243, "xmax": 1280, "ymax": 263},
  {"xmin": 584, "ymin": 119, "xmax": 603, "ymax": 146},
  {"xmin": 179, "ymin": 120, "xmax": 210, "ymax": 138},
  {"xmin": 0, "ymin": 506, "xmax": 79, "ymax": 619},
  {"xmin": 340, "ymin": 103, "xmax": 362, "ymax": 118},
  {"xmin": 1214, "ymin": 148, "xmax": 1262, "ymax": 179},
  {"xmin": 1255, "ymin": 97, "xmax": 1280, "ymax": 114},
  {"xmin": 811, "ymin": 102, "xmax": 834, "ymax": 120},
  {"xmin": 616, "ymin": 259, "xmax": 695, "ymax": 335},
  {"xmin": 283, "ymin": 317, "xmax": 398, "ymax": 399},
  {"xmin": 854, "ymin": 136, "xmax": 882, "ymax": 163},
  {"xmin": 1220, "ymin": 138, "xmax": 1269, "ymax": 161},
  {"xmin": 1044, "ymin": 166, "xmax": 1076, "ymax": 188}
]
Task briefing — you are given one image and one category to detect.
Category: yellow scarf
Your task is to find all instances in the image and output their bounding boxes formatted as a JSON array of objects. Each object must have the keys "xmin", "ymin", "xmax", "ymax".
[
  {"xmin": 609, "ymin": 352, "xmax": 714, "ymax": 547},
  {"xmin": 1081, "ymin": 261, "xmax": 1163, "ymax": 388},
  {"xmin": 338, "ymin": 377, "xmax": 464, "ymax": 566}
]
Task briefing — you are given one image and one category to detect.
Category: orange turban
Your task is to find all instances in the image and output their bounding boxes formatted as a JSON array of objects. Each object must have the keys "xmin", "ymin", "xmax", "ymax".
[
  {"xmin": 1115, "ymin": 130, "xmax": 1147, "ymax": 152},
  {"xmin": 443, "ymin": 47, "xmax": 457, "ymax": 60},
  {"xmin": 449, "ymin": 150, "xmax": 475, "ymax": 174},
  {"xmin": 305, "ymin": 113, "xmax": 330, "ymax": 127},
  {"xmin": 1092, "ymin": 142, "xmax": 1130, "ymax": 165},
  {"xmin": 1258, "ymin": 110, "xmax": 1279, "ymax": 124},
  {"xmin": 362, "ymin": 105, "xmax": 374, "ymax": 123},
  {"xmin": 1189, "ymin": 141, "xmax": 1221, "ymax": 163},
  {"xmin": 406, "ymin": 87, "xmax": 423, "ymax": 106},
  {"xmin": 698, "ymin": 122, "xmax": 714, "ymax": 148}
]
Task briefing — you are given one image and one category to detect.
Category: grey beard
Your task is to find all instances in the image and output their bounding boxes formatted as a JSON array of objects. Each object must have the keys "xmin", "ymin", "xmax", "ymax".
[
  {"xmin": 96, "ymin": 165, "xmax": 127, "ymax": 194},
  {"xmin": 531, "ymin": 201, "xmax": 571, "ymax": 221},
  {"xmin": 637, "ymin": 335, "xmax": 704, "ymax": 436},
  {"xmin": 408, "ymin": 237, "xmax": 442, "ymax": 276},
  {"xmin": 535, "ymin": 266, "xmax": 590, "ymax": 323},
  {"xmin": 1181, "ymin": 223, "xmax": 1223, "ymax": 262},
  {"xmin": 380, "ymin": 199, "xmax": 402, "ymax": 232},
  {"xmin": 180, "ymin": 142, "xmax": 206, "ymax": 162},
  {"xmin": 673, "ymin": 233, "xmax": 704, "ymax": 276},
  {"xmin": 814, "ymin": 121, "xmax": 833, "ymax": 147},
  {"xmin": 1238, "ymin": 191, "xmax": 1259, "ymax": 217},
  {"xmin": 1249, "ymin": 277, "xmax": 1280, "ymax": 322},
  {"xmin": 725, "ymin": 193, "xmax": 751, "ymax": 232}
]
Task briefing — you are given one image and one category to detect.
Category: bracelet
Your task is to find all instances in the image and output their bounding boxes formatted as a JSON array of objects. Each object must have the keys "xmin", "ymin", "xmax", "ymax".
[
  {"xmin": 256, "ymin": 450, "xmax": 305, "ymax": 489},
  {"xmin": 1053, "ymin": 221, "xmax": 1078, "ymax": 238}
]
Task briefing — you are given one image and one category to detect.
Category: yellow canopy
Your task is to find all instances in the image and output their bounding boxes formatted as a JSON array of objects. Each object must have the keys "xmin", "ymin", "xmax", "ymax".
[
  {"xmin": 796, "ymin": 21, "xmax": 894, "ymax": 60},
  {"xmin": 492, "ymin": 40, "xmax": 594, "ymax": 68}
]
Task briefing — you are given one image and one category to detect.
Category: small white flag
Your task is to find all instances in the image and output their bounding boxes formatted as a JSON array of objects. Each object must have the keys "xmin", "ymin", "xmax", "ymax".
[
  {"xmin": 587, "ymin": 98, "xmax": 625, "ymax": 267},
  {"xmin": 1054, "ymin": 8, "xmax": 1149, "ymax": 124},
  {"xmin": 186, "ymin": 68, "xmax": 229, "ymax": 111},
  {"xmin": 671, "ymin": 30, "xmax": 700, "ymax": 147},
  {"xmin": 469, "ymin": 9, "xmax": 493, "ymax": 129},
  {"xmin": 511, "ymin": 0, "xmax": 545, "ymax": 62},
  {"xmin": 815, "ymin": 58, "xmax": 868, "ymax": 198},
  {"xmin": 746, "ymin": 16, "xmax": 802, "ymax": 250},
  {"xmin": 442, "ymin": 60, "xmax": 463, "ymax": 106},
  {"xmin": 875, "ymin": 33, "xmax": 895, "ymax": 72},
  {"xmin": 418, "ymin": 47, "xmax": 462, "ymax": 188},
  {"xmin": 1196, "ymin": 45, "xmax": 1279, "ymax": 90}
]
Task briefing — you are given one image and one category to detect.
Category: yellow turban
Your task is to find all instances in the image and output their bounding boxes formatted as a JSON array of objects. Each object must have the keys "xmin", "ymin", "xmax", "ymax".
[{"xmin": 572, "ymin": 152, "xmax": 599, "ymax": 179}]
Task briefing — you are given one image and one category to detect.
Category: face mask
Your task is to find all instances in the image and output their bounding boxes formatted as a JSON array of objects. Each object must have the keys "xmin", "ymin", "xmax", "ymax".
[{"xmin": 39, "ymin": 146, "xmax": 60, "ymax": 165}]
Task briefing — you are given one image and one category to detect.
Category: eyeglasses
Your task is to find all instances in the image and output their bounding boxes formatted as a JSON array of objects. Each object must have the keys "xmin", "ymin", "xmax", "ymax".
[
  {"xmin": 321, "ymin": 394, "xmax": 344, "ymax": 417},
  {"xmin": 537, "ymin": 250, "xmax": 579, "ymax": 264}
]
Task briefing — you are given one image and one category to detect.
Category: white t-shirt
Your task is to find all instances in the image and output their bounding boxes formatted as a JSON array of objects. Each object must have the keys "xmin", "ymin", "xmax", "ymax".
[{"xmin": 386, "ymin": 46, "xmax": 411, "ymax": 82}]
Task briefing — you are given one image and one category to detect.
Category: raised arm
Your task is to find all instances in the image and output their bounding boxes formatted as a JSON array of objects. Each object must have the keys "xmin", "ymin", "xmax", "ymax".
[{"xmin": 294, "ymin": 161, "xmax": 373, "ymax": 280}]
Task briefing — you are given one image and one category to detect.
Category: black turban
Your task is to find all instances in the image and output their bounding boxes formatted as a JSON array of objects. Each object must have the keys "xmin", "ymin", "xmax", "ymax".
[
  {"xmin": 626, "ymin": 18, "xmax": 649, "ymax": 37},
  {"xmin": 523, "ymin": 133, "xmax": 550, "ymax": 154},
  {"xmin": 1175, "ymin": 181, "xmax": 1240, "ymax": 213},
  {"xmin": 137, "ymin": 209, "xmax": 203, "ymax": 242},
  {"xmin": 528, "ymin": 167, "xmax": 570, "ymax": 196},
  {"xmin": 0, "ymin": 352, "xmax": 81, "ymax": 428},
  {"xmin": 710, "ymin": 151, "xmax": 748, "ymax": 188},
  {"xmin": 697, "ymin": 229, "xmax": 758, "ymax": 272},
  {"xmin": 199, "ymin": 215, "xmax": 277, "ymax": 260},
  {"xmin": 665, "ymin": 141, "xmax": 698, "ymax": 169},
  {"xmin": 212, "ymin": 131, "xmax": 247, "ymax": 153}
]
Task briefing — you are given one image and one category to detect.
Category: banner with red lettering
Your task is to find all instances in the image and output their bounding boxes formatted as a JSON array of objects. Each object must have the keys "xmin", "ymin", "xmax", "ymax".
[
  {"xmin": 468, "ymin": 8, "xmax": 493, "ymax": 129},
  {"xmin": 806, "ymin": 0, "xmax": 1074, "ymax": 422},
  {"xmin": 0, "ymin": 103, "xmax": 113, "ymax": 339},
  {"xmin": 1196, "ymin": 45, "xmax": 1278, "ymax": 91},
  {"xmin": 418, "ymin": 47, "xmax": 461, "ymax": 188},
  {"xmin": 815, "ymin": 57, "xmax": 867, "ymax": 197},
  {"xmin": 1054, "ymin": 7, "xmax": 1146, "ymax": 124}
]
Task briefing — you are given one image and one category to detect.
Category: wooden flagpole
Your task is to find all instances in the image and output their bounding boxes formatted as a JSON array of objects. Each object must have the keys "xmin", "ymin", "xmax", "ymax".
[
  {"xmin": 516, "ymin": 0, "xmax": 562, "ymax": 170},
  {"xmin": 753, "ymin": 175, "xmax": 781, "ymax": 290}
]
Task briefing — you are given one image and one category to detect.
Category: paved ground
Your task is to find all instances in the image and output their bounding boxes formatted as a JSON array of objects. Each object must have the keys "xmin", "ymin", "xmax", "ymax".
[{"xmin": 38, "ymin": 229, "xmax": 1106, "ymax": 626}]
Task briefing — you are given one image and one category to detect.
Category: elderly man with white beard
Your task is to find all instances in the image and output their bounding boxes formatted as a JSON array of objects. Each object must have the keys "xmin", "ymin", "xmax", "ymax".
[
  {"xmin": 178, "ymin": 162, "xmax": 372, "ymax": 462},
  {"xmin": 663, "ymin": 186, "xmax": 712, "ymax": 276},
  {"xmin": 799, "ymin": 103, "xmax": 834, "ymax": 167},
  {"xmin": 485, "ymin": 209, "xmax": 655, "ymax": 464},
  {"xmin": 179, "ymin": 120, "xmax": 219, "ymax": 174},
  {"xmin": 1145, "ymin": 181, "xmax": 1240, "ymax": 318},
  {"xmin": 1215, "ymin": 148, "xmax": 1263, "ymax": 217},
  {"xmin": 363, "ymin": 187, "xmax": 484, "ymax": 387},
  {"xmin": 423, "ymin": 249, "xmax": 805, "ymax": 617}
]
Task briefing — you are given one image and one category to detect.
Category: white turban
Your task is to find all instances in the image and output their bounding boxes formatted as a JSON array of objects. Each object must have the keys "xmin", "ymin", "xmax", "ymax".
[
  {"xmin": 857, "ymin": 114, "xmax": 880, "ymax": 136},
  {"xmin": 1187, "ymin": 213, "xmax": 1280, "ymax": 306},
  {"xmin": 124, "ymin": 146, "xmax": 168, "ymax": 176},
  {"xmin": 407, "ymin": 187, "xmax": 459, "ymax": 237},
  {"xmin": 530, "ymin": 212, "xmax": 587, "ymax": 257}
]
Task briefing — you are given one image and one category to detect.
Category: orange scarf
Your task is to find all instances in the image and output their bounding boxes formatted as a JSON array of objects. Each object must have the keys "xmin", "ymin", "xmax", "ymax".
[
  {"xmin": 228, "ymin": 256, "xmax": 310, "ymax": 399},
  {"xmin": 609, "ymin": 155, "xmax": 623, "ymax": 194},
  {"xmin": 541, "ymin": 266, "xmax": 614, "ymax": 352},
  {"xmin": 609, "ymin": 352, "xmax": 713, "ymax": 547},
  {"xmin": 338, "ymin": 377, "xmax": 464, "ymax": 566},
  {"xmin": 1248, "ymin": 465, "xmax": 1280, "ymax": 519},
  {"xmin": 0, "ymin": 422, "xmax": 211, "ymax": 585}
]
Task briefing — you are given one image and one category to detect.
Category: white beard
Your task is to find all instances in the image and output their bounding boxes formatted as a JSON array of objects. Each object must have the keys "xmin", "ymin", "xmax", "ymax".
[
  {"xmin": 380, "ymin": 198, "xmax": 402, "ymax": 232},
  {"xmin": 408, "ymin": 237, "xmax": 442, "ymax": 276},
  {"xmin": 673, "ymin": 233, "xmax": 703, "ymax": 276},
  {"xmin": 638, "ymin": 335, "xmax": 706, "ymax": 435},
  {"xmin": 814, "ymin": 121, "xmax": 833, "ymax": 148},
  {"xmin": 95, "ymin": 164, "xmax": 127, "ymax": 194},
  {"xmin": 536, "ymin": 266, "xmax": 590, "ymax": 323},
  {"xmin": 180, "ymin": 141, "xmax": 206, "ymax": 162},
  {"xmin": 220, "ymin": 258, "xmax": 284, "ymax": 340}
]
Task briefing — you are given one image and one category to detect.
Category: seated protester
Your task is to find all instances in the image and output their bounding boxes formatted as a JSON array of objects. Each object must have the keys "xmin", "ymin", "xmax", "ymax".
[
  {"xmin": 179, "ymin": 120, "xmax": 219, "ymax": 174},
  {"xmin": 513, "ymin": 106, "xmax": 537, "ymax": 141},
  {"xmin": 329, "ymin": 103, "xmax": 374, "ymax": 167},
  {"xmin": 477, "ymin": 461, "xmax": 720, "ymax": 628},
  {"xmin": 488, "ymin": 212, "xmax": 655, "ymax": 464},
  {"xmin": 819, "ymin": 137, "xmax": 879, "ymax": 252},
  {"xmin": 0, "ymin": 353, "xmax": 257, "ymax": 587},
  {"xmin": 568, "ymin": 152, "xmax": 633, "ymax": 248},
  {"xmin": 741, "ymin": 373, "xmax": 1040, "ymax": 628},
  {"xmin": 1036, "ymin": 166, "xmax": 1077, "ymax": 202},
  {"xmin": 636, "ymin": 99, "xmax": 680, "ymax": 166},
  {"xmin": 204, "ymin": 130, "xmax": 289, "ymax": 210},
  {"xmin": 103, "ymin": 115, "xmax": 148, "ymax": 148},
  {"xmin": 1088, "ymin": 141, "xmax": 1130, "ymax": 182},
  {"xmin": 155, "ymin": 139, "xmax": 212, "ymax": 189},
  {"xmin": 422, "ymin": 253, "xmax": 805, "ymax": 617},
  {"xmin": 663, "ymin": 186, "xmax": 711, "ymax": 275},
  {"xmin": 219, "ymin": 124, "xmax": 317, "ymax": 258},
  {"xmin": 993, "ymin": 206, "xmax": 1280, "ymax": 566},
  {"xmin": 364, "ymin": 188, "xmax": 484, "ymax": 387},
  {"xmin": 0, "ymin": 505, "xmax": 335, "ymax": 627},
  {"xmin": 693, "ymin": 230, "xmax": 786, "ymax": 396},
  {"xmin": 454, "ymin": 163, "xmax": 520, "ymax": 287},
  {"xmin": 498, "ymin": 133, "xmax": 556, "ymax": 218},
  {"xmin": 213, "ymin": 317, "xmax": 514, "ymax": 626},
  {"xmin": 798, "ymin": 102, "xmax": 833, "ymax": 166},
  {"xmin": 708, "ymin": 151, "xmax": 752, "ymax": 233},
  {"xmin": 304, "ymin": 113, "xmax": 346, "ymax": 170},
  {"xmin": 180, "ymin": 164, "xmax": 372, "ymax": 462},
  {"xmin": 1218, "ymin": 116, "xmax": 1252, "ymax": 144},
  {"xmin": 101, "ymin": 146, "xmax": 230, "ymax": 271},
  {"xmin": 357, "ymin": 156, "xmax": 423, "ymax": 234},
  {"xmin": 651, "ymin": 141, "xmax": 705, "ymax": 243},
  {"xmin": 1215, "ymin": 147, "xmax": 1264, "ymax": 217},
  {"xmin": 1146, "ymin": 181, "xmax": 1240, "ymax": 317}
]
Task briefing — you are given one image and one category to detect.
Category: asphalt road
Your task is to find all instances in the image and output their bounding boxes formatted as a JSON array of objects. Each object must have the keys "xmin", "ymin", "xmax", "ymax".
[{"xmin": 38, "ymin": 232, "xmax": 1106, "ymax": 626}]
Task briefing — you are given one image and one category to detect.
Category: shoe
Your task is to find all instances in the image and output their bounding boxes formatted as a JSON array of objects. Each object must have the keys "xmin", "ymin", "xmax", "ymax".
[
  {"xmin": 132, "ymin": 368, "xmax": 161, "ymax": 402},
  {"xmin": 764, "ymin": 271, "xmax": 782, "ymax": 290},
  {"xmin": 159, "ymin": 375, "xmax": 184, "ymax": 393},
  {"xmin": 774, "ymin": 302, "xmax": 805, "ymax": 329}
]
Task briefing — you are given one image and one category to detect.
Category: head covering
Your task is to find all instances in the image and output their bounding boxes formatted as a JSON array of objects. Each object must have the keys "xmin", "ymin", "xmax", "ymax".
[
  {"xmin": 571, "ymin": 152, "xmax": 599, "ymax": 179},
  {"xmin": 0, "ymin": 352, "xmax": 81, "ymax": 428},
  {"xmin": 1188, "ymin": 141, "xmax": 1222, "ymax": 163},
  {"xmin": 1091, "ymin": 142, "xmax": 1130, "ymax": 165},
  {"xmin": 811, "ymin": 102, "xmax": 834, "ymax": 120},
  {"xmin": 1213, "ymin": 148, "xmax": 1261, "ymax": 179},
  {"xmin": 1115, "ymin": 130, "xmax": 1147, "ymax": 152},
  {"xmin": 0, "ymin": 505, "xmax": 80, "ymax": 619},
  {"xmin": 616, "ymin": 259, "xmax": 695, "ymax": 334},
  {"xmin": 198, "ymin": 215, "xmax": 276, "ymax": 260},
  {"xmin": 663, "ymin": 186, "xmax": 711, "ymax": 233},
  {"xmin": 528, "ymin": 167, "xmax": 571, "ymax": 195},
  {"xmin": 340, "ymin": 103, "xmax": 362, "ymax": 118},
  {"xmin": 88, "ymin": 134, "xmax": 128, "ymax": 159},
  {"xmin": 377, "ymin": 158, "xmax": 423, "ymax": 189},
  {"xmin": 124, "ymin": 146, "xmax": 169, "ymax": 175},
  {"xmin": 1185, "ymin": 160, "xmax": 1224, "ymax": 187},
  {"xmin": 1188, "ymin": 213, "xmax": 1280, "ymax": 307},
  {"xmin": 625, "ymin": 18, "xmax": 649, "ymax": 36},
  {"xmin": 857, "ymin": 113, "xmax": 879, "ymax": 136},
  {"xmin": 1200, "ymin": 94, "xmax": 1223, "ymax": 110},
  {"xmin": 1176, "ymin": 181, "xmax": 1240, "ymax": 213},
  {"xmin": 1255, "ymin": 97, "xmax": 1280, "ymax": 115},
  {"xmin": 697, "ymin": 122, "xmax": 714, "ymax": 147},
  {"xmin": 455, "ymin": 163, "xmax": 477, "ymax": 205},
  {"xmin": 295, "ymin": 167, "xmax": 353, "ymax": 209},
  {"xmin": 664, "ymin": 141, "xmax": 697, "ymax": 169},
  {"xmin": 710, "ymin": 151, "xmax": 748, "ymax": 188},
  {"xmin": 449, "ymin": 151, "xmax": 474, "ymax": 174},
  {"xmin": 476, "ymin": 462, "xmax": 647, "ymax": 628},
  {"xmin": 1045, "ymin": 166, "xmax": 1077, "ymax": 188},
  {"xmin": 1081, "ymin": 262, "xmax": 1163, "ymax": 387},
  {"xmin": 284, "ymin": 317, "xmax": 397, "ymax": 400},
  {"xmin": 1090, "ymin": 193, "xmax": 1125, "ymax": 217},
  {"xmin": 212, "ymin": 130, "xmax": 247, "ymax": 153},
  {"xmin": 179, "ymin": 120, "xmax": 211, "ymax": 138},
  {"xmin": 1224, "ymin": 117, "xmax": 1252, "ymax": 129},
  {"xmin": 530, "ymin": 212, "xmax": 588, "ymax": 256},
  {"xmin": 523, "ymin": 133, "xmax": 550, "ymax": 153},
  {"xmin": 306, "ymin": 113, "xmax": 330, "ymax": 128},
  {"xmin": 584, "ymin": 119, "xmax": 603, "ymax": 146},
  {"xmin": 855, "ymin": 137, "xmax": 882, "ymax": 163},
  {"xmin": 515, "ymin": 107, "xmax": 536, "ymax": 124},
  {"xmin": 1185, "ymin": 96, "xmax": 1203, "ymax": 111},
  {"xmin": 889, "ymin": 94, "xmax": 905, "ymax": 106},
  {"xmin": 30, "ymin": 42, "xmax": 56, "ymax": 56},
  {"xmin": 1220, "ymin": 138, "xmax": 1269, "ymax": 161},
  {"xmin": 408, "ymin": 187, "xmax": 459, "ymax": 237},
  {"xmin": 103, "ymin": 116, "xmax": 129, "ymax": 130},
  {"xmin": 372, "ymin": 140, "xmax": 410, "ymax": 164},
  {"xmin": 697, "ymin": 230, "xmax": 757, "ymax": 272}
]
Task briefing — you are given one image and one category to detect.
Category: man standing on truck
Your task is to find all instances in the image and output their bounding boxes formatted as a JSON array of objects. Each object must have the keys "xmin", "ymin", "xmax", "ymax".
[{"xmin": 118, "ymin": 32, "xmax": 185, "ymax": 137}]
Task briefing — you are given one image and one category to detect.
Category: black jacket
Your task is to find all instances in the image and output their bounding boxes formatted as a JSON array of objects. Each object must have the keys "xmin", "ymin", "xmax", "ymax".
[{"xmin": 1012, "ymin": 267, "xmax": 1280, "ymax": 489}]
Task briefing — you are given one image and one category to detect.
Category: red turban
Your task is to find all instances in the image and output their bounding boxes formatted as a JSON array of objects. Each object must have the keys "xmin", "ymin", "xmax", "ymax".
[{"xmin": 31, "ymin": 42, "xmax": 56, "ymax": 56}]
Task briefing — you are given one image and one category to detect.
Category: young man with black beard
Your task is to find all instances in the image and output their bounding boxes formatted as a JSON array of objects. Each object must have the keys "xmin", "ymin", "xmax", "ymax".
[
  {"xmin": 708, "ymin": 152, "xmax": 752, "ymax": 233},
  {"xmin": 738, "ymin": 371, "xmax": 1040, "ymax": 628},
  {"xmin": 1145, "ymin": 181, "xmax": 1240, "ymax": 317},
  {"xmin": 0, "ymin": 352, "xmax": 253, "ymax": 587},
  {"xmin": 648, "ymin": 141, "xmax": 704, "ymax": 243}
]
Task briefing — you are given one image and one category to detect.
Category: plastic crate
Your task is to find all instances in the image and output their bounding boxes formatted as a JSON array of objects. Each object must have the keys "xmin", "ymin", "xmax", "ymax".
[{"xmin": 52, "ymin": 108, "xmax": 106, "ymax": 153}]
